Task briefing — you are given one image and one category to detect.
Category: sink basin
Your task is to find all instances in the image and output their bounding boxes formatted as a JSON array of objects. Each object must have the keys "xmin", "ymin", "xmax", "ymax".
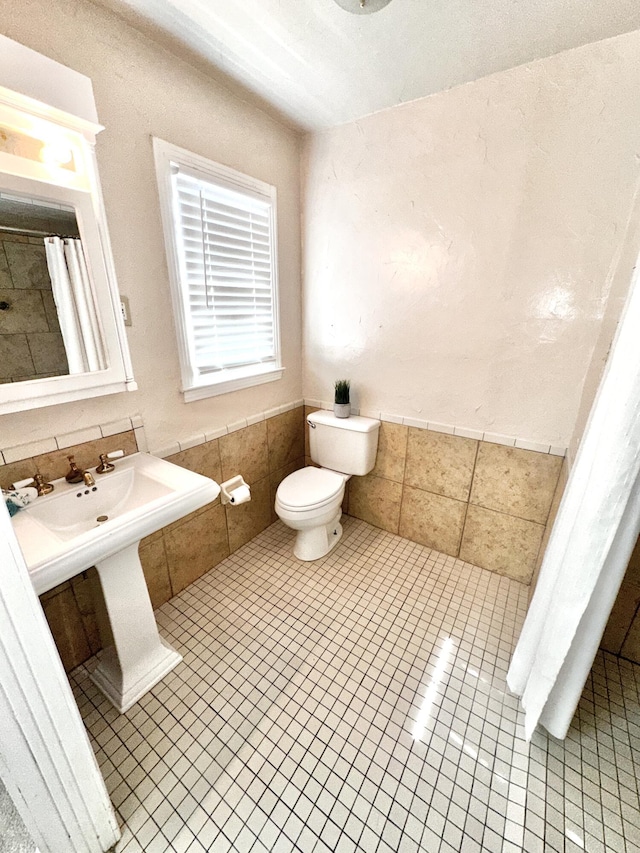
[
  {"xmin": 26, "ymin": 465, "xmax": 173, "ymax": 542},
  {"xmin": 13, "ymin": 451, "xmax": 219, "ymax": 595},
  {"xmin": 13, "ymin": 452, "xmax": 220, "ymax": 713}
]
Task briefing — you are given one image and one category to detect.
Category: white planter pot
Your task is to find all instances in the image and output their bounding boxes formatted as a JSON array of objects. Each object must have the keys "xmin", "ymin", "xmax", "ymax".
[{"xmin": 333, "ymin": 403, "xmax": 351, "ymax": 418}]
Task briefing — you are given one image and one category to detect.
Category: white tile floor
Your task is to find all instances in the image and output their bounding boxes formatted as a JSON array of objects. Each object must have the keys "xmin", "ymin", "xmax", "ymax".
[{"xmin": 71, "ymin": 517, "xmax": 640, "ymax": 853}]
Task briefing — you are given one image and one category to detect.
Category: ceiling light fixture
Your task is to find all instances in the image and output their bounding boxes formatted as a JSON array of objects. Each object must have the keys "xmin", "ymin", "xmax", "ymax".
[{"xmin": 333, "ymin": 0, "xmax": 393, "ymax": 14}]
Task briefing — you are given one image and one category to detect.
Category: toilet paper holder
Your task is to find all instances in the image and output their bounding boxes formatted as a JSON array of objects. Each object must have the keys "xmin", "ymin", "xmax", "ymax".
[{"xmin": 220, "ymin": 475, "xmax": 251, "ymax": 505}]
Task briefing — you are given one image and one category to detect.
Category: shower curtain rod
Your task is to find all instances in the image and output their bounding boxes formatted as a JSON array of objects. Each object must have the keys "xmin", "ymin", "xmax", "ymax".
[{"xmin": 0, "ymin": 224, "xmax": 78, "ymax": 239}]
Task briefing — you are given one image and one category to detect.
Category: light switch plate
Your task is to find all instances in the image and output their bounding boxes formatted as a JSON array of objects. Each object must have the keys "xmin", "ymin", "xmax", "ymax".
[{"xmin": 120, "ymin": 296, "xmax": 132, "ymax": 327}]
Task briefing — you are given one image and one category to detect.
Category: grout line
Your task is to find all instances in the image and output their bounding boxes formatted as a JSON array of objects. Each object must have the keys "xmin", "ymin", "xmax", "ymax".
[
  {"xmin": 457, "ymin": 441, "xmax": 481, "ymax": 559},
  {"xmin": 617, "ymin": 599, "xmax": 640, "ymax": 658}
]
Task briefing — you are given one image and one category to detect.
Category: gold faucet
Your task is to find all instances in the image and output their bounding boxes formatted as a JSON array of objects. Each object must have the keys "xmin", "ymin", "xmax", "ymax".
[
  {"xmin": 31, "ymin": 474, "xmax": 54, "ymax": 496},
  {"xmin": 65, "ymin": 455, "xmax": 84, "ymax": 484},
  {"xmin": 83, "ymin": 471, "xmax": 96, "ymax": 487},
  {"xmin": 96, "ymin": 450, "xmax": 124, "ymax": 474},
  {"xmin": 96, "ymin": 454, "xmax": 115, "ymax": 474}
]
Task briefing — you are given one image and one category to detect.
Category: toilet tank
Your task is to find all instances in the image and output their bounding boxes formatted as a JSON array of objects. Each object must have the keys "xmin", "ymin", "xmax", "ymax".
[{"xmin": 308, "ymin": 411, "xmax": 380, "ymax": 475}]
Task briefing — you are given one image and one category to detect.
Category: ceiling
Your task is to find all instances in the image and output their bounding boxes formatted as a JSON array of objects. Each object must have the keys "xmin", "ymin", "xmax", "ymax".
[{"xmin": 102, "ymin": 0, "xmax": 640, "ymax": 131}]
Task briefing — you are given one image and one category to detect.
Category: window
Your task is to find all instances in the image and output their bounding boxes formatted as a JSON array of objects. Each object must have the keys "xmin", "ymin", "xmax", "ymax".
[{"xmin": 153, "ymin": 138, "xmax": 283, "ymax": 400}]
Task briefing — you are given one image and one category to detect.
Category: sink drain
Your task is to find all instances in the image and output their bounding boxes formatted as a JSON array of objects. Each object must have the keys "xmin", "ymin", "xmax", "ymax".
[{"xmin": 96, "ymin": 515, "xmax": 109, "ymax": 524}]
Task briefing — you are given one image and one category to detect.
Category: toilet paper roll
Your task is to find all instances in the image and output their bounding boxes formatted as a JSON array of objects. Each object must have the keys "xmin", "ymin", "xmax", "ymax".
[{"xmin": 229, "ymin": 484, "xmax": 251, "ymax": 505}]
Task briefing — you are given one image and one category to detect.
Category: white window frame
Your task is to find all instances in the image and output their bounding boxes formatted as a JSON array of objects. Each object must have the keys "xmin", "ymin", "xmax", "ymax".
[{"xmin": 153, "ymin": 138, "xmax": 284, "ymax": 401}]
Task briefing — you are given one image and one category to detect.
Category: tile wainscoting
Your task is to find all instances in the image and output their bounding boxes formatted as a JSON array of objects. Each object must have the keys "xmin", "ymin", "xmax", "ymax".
[
  {"xmin": 0, "ymin": 406, "xmax": 305, "ymax": 671},
  {"xmin": 2, "ymin": 402, "xmax": 567, "ymax": 672},
  {"xmin": 306, "ymin": 407, "xmax": 566, "ymax": 586},
  {"xmin": 3, "ymin": 400, "xmax": 637, "ymax": 682}
]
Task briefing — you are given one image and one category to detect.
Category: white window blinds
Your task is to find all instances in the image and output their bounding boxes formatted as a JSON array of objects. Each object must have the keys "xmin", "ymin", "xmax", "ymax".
[{"xmin": 171, "ymin": 165, "xmax": 278, "ymax": 377}]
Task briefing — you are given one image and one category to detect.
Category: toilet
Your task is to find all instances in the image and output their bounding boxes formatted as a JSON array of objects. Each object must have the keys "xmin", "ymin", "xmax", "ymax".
[{"xmin": 275, "ymin": 410, "xmax": 380, "ymax": 560}]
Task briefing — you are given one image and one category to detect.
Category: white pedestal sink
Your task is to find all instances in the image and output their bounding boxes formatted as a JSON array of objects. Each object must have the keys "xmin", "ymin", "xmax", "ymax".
[{"xmin": 12, "ymin": 453, "xmax": 220, "ymax": 713}]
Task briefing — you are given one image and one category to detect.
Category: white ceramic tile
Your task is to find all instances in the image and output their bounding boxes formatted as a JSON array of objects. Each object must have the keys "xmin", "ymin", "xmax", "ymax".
[
  {"xmin": 130, "ymin": 414, "xmax": 144, "ymax": 429},
  {"xmin": 57, "ymin": 426, "xmax": 102, "ymax": 449},
  {"xmin": 179, "ymin": 434, "xmax": 206, "ymax": 452},
  {"xmin": 426, "ymin": 420, "xmax": 454, "ymax": 434},
  {"xmin": 453, "ymin": 426, "xmax": 484, "ymax": 440},
  {"xmin": 359, "ymin": 409, "xmax": 382, "ymax": 420},
  {"xmin": 69, "ymin": 517, "xmax": 640, "ymax": 853},
  {"xmin": 549, "ymin": 446, "xmax": 567, "ymax": 457},
  {"xmin": 134, "ymin": 427, "xmax": 148, "ymax": 453},
  {"xmin": 482, "ymin": 432, "xmax": 516, "ymax": 447},
  {"xmin": 101, "ymin": 418, "xmax": 133, "ymax": 437},
  {"xmin": 227, "ymin": 418, "xmax": 248, "ymax": 434},
  {"xmin": 304, "ymin": 398, "xmax": 324, "ymax": 409},
  {"xmin": 380, "ymin": 412, "xmax": 403, "ymax": 424},
  {"xmin": 402, "ymin": 416, "xmax": 430, "ymax": 430},
  {"xmin": 151, "ymin": 442, "xmax": 180, "ymax": 459},
  {"xmin": 246, "ymin": 412, "xmax": 266, "ymax": 426},
  {"xmin": 263, "ymin": 407, "xmax": 283, "ymax": 421},
  {"xmin": 514, "ymin": 438, "xmax": 552, "ymax": 454},
  {"xmin": 3, "ymin": 436, "xmax": 58, "ymax": 463},
  {"xmin": 205, "ymin": 426, "xmax": 228, "ymax": 441}
]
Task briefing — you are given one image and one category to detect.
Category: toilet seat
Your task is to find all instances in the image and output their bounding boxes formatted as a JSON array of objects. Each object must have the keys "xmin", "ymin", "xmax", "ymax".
[{"xmin": 276, "ymin": 467, "xmax": 345, "ymax": 512}]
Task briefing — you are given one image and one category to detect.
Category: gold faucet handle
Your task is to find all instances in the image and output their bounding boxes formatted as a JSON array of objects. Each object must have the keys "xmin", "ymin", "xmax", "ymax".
[
  {"xmin": 65, "ymin": 455, "xmax": 84, "ymax": 484},
  {"xmin": 96, "ymin": 454, "xmax": 114, "ymax": 474},
  {"xmin": 32, "ymin": 473, "xmax": 54, "ymax": 496},
  {"xmin": 96, "ymin": 450, "xmax": 124, "ymax": 474}
]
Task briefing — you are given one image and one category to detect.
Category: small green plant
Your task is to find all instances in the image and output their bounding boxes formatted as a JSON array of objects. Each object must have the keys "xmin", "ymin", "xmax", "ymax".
[{"xmin": 334, "ymin": 379, "xmax": 350, "ymax": 405}]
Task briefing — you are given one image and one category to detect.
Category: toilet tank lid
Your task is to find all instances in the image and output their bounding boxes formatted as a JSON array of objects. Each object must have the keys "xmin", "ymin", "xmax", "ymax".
[{"xmin": 307, "ymin": 411, "xmax": 380, "ymax": 433}]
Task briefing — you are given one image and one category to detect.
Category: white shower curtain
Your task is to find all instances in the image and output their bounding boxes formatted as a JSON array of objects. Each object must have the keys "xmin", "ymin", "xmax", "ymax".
[
  {"xmin": 44, "ymin": 237, "xmax": 106, "ymax": 374},
  {"xmin": 507, "ymin": 258, "xmax": 640, "ymax": 739}
]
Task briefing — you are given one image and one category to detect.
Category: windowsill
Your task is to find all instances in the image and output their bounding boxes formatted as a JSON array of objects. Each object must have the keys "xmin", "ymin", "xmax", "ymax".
[{"xmin": 183, "ymin": 366, "xmax": 285, "ymax": 402}]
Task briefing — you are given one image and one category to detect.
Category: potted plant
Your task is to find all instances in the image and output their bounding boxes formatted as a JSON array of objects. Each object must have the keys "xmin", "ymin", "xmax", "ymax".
[{"xmin": 334, "ymin": 379, "xmax": 351, "ymax": 418}]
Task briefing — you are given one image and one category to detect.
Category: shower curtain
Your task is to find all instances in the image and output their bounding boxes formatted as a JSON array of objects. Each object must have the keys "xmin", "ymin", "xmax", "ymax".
[
  {"xmin": 44, "ymin": 237, "xmax": 106, "ymax": 374},
  {"xmin": 507, "ymin": 257, "xmax": 640, "ymax": 739}
]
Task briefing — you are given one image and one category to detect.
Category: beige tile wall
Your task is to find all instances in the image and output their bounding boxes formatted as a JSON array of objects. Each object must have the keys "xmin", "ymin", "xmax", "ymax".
[
  {"xmin": 528, "ymin": 458, "xmax": 568, "ymax": 598},
  {"xmin": 305, "ymin": 408, "xmax": 564, "ymax": 585},
  {"xmin": 601, "ymin": 536, "xmax": 640, "ymax": 664},
  {"xmin": 0, "ymin": 429, "xmax": 140, "ymax": 491},
  {"xmin": 511, "ymin": 456, "xmax": 640, "ymax": 667},
  {"xmin": 1, "ymin": 409, "xmax": 305, "ymax": 672},
  {"xmin": 11, "ymin": 402, "xmax": 636, "ymax": 670}
]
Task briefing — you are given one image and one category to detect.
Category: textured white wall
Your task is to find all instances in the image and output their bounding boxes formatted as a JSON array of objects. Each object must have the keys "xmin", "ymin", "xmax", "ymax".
[
  {"xmin": 301, "ymin": 31, "xmax": 640, "ymax": 447},
  {"xmin": 568, "ymin": 183, "xmax": 640, "ymax": 463},
  {"xmin": 0, "ymin": 0, "xmax": 302, "ymax": 451}
]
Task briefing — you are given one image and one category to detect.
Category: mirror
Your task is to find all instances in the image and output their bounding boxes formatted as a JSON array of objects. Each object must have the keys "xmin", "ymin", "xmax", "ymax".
[
  {"xmin": 0, "ymin": 61, "xmax": 136, "ymax": 414},
  {"xmin": 0, "ymin": 191, "xmax": 92, "ymax": 383}
]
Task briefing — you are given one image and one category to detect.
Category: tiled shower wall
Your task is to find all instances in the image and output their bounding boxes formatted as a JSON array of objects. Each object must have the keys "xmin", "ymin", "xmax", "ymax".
[
  {"xmin": 0, "ymin": 231, "xmax": 70, "ymax": 382},
  {"xmin": 0, "ymin": 407, "xmax": 304, "ymax": 671}
]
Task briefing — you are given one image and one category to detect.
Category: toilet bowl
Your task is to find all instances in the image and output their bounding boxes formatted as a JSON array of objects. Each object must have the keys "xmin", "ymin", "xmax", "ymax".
[
  {"xmin": 275, "ymin": 410, "xmax": 380, "ymax": 561},
  {"xmin": 275, "ymin": 467, "xmax": 348, "ymax": 561}
]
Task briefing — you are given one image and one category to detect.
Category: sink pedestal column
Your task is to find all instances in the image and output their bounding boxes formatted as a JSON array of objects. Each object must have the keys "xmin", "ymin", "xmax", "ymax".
[{"xmin": 90, "ymin": 542, "xmax": 182, "ymax": 713}]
